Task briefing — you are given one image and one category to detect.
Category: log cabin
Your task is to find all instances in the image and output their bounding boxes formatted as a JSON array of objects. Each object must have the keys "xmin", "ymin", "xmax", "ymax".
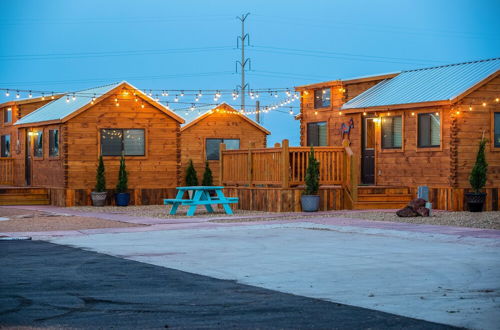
[
  {"xmin": 0, "ymin": 81, "xmax": 184, "ymax": 206},
  {"xmin": 295, "ymin": 57, "xmax": 500, "ymax": 210},
  {"xmin": 180, "ymin": 103, "xmax": 270, "ymax": 184}
]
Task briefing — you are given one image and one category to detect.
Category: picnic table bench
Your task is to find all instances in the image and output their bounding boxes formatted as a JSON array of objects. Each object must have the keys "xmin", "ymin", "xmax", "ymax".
[{"xmin": 164, "ymin": 186, "xmax": 239, "ymax": 216}]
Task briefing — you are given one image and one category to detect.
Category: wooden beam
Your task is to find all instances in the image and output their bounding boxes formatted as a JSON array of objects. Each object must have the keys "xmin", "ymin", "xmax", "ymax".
[{"xmin": 281, "ymin": 139, "xmax": 290, "ymax": 188}]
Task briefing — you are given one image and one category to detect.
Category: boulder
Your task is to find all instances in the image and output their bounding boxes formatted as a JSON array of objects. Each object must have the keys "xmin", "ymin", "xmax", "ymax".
[
  {"xmin": 396, "ymin": 206, "xmax": 419, "ymax": 217},
  {"xmin": 396, "ymin": 198, "xmax": 430, "ymax": 217}
]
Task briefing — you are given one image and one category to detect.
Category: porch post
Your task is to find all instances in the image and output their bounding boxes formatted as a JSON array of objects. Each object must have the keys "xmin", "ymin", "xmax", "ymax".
[
  {"xmin": 281, "ymin": 139, "xmax": 290, "ymax": 188},
  {"xmin": 219, "ymin": 143, "xmax": 226, "ymax": 186}
]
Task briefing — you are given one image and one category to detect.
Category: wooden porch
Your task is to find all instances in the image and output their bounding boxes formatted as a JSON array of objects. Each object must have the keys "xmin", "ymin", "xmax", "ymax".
[{"xmin": 219, "ymin": 139, "xmax": 411, "ymax": 211}]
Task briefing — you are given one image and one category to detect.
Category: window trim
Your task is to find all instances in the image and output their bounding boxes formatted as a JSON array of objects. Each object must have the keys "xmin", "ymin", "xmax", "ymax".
[
  {"xmin": 416, "ymin": 111, "xmax": 442, "ymax": 151},
  {"xmin": 1, "ymin": 134, "xmax": 11, "ymax": 158},
  {"xmin": 380, "ymin": 115, "xmax": 403, "ymax": 151},
  {"xmin": 313, "ymin": 88, "xmax": 331, "ymax": 109},
  {"xmin": 306, "ymin": 121, "xmax": 328, "ymax": 147},
  {"xmin": 32, "ymin": 129, "xmax": 44, "ymax": 159},
  {"xmin": 3, "ymin": 107, "xmax": 12, "ymax": 125},
  {"xmin": 99, "ymin": 128, "xmax": 147, "ymax": 158},
  {"xmin": 205, "ymin": 138, "xmax": 241, "ymax": 161},
  {"xmin": 492, "ymin": 111, "xmax": 500, "ymax": 151},
  {"xmin": 48, "ymin": 128, "xmax": 60, "ymax": 159}
]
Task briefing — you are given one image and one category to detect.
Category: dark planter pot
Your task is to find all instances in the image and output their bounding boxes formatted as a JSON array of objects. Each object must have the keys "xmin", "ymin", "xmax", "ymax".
[
  {"xmin": 115, "ymin": 192, "xmax": 130, "ymax": 207},
  {"xmin": 301, "ymin": 195, "xmax": 320, "ymax": 212},
  {"xmin": 91, "ymin": 191, "xmax": 107, "ymax": 207},
  {"xmin": 465, "ymin": 192, "xmax": 487, "ymax": 212}
]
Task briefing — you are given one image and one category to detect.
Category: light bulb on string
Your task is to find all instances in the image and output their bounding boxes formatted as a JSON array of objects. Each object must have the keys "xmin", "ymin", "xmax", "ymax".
[
  {"xmin": 195, "ymin": 96, "xmax": 199, "ymax": 102},
  {"xmin": 198, "ymin": 90, "xmax": 202, "ymax": 98},
  {"xmin": 274, "ymin": 92, "xmax": 278, "ymax": 98},
  {"xmin": 16, "ymin": 91, "xmax": 19, "ymax": 98},
  {"xmin": 41, "ymin": 93, "xmax": 45, "ymax": 100},
  {"xmin": 28, "ymin": 91, "xmax": 32, "ymax": 98},
  {"xmin": 51, "ymin": 93, "xmax": 55, "ymax": 99},
  {"xmin": 66, "ymin": 95, "xmax": 70, "ymax": 103},
  {"xmin": 174, "ymin": 95, "xmax": 179, "ymax": 102},
  {"xmin": 180, "ymin": 91, "xmax": 184, "ymax": 97},
  {"xmin": 190, "ymin": 104, "xmax": 195, "ymax": 111},
  {"xmin": 72, "ymin": 93, "xmax": 76, "ymax": 101},
  {"xmin": 5, "ymin": 90, "xmax": 9, "ymax": 97}
]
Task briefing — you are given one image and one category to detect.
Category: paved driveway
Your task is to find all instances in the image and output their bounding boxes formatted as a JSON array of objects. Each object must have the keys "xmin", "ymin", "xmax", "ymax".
[
  {"xmin": 43, "ymin": 221, "xmax": 500, "ymax": 329},
  {"xmin": 1, "ymin": 240, "xmax": 452, "ymax": 329}
]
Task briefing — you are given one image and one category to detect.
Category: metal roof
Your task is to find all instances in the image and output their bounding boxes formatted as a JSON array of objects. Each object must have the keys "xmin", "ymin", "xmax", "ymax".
[
  {"xmin": 342, "ymin": 58, "xmax": 500, "ymax": 110},
  {"xmin": 15, "ymin": 82, "xmax": 122, "ymax": 125}
]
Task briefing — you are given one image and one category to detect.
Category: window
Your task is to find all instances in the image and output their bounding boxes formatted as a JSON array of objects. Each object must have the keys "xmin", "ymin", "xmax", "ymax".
[
  {"xmin": 307, "ymin": 122, "xmax": 327, "ymax": 146},
  {"xmin": 206, "ymin": 138, "xmax": 240, "ymax": 160},
  {"xmin": 1, "ymin": 135, "xmax": 10, "ymax": 157},
  {"xmin": 418, "ymin": 113, "xmax": 440, "ymax": 148},
  {"xmin": 4, "ymin": 108, "xmax": 12, "ymax": 123},
  {"xmin": 100, "ymin": 129, "xmax": 145, "ymax": 156},
  {"xmin": 495, "ymin": 113, "xmax": 500, "ymax": 148},
  {"xmin": 49, "ymin": 129, "xmax": 59, "ymax": 157},
  {"xmin": 34, "ymin": 131, "xmax": 43, "ymax": 157},
  {"xmin": 314, "ymin": 88, "xmax": 330, "ymax": 108},
  {"xmin": 381, "ymin": 116, "xmax": 402, "ymax": 149}
]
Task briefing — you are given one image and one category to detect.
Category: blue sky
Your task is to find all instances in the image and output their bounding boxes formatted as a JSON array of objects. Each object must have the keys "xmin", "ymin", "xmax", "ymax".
[{"xmin": 1, "ymin": 0, "xmax": 499, "ymax": 145}]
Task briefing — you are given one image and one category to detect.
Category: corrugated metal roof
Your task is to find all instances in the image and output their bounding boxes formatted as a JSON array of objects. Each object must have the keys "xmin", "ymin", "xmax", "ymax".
[
  {"xmin": 15, "ymin": 82, "xmax": 122, "ymax": 125},
  {"xmin": 342, "ymin": 58, "xmax": 500, "ymax": 110}
]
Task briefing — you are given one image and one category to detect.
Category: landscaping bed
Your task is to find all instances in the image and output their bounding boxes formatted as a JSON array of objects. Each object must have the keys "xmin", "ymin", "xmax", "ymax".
[{"xmin": 0, "ymin": 207, "xmax": 143, "ymax": 232}]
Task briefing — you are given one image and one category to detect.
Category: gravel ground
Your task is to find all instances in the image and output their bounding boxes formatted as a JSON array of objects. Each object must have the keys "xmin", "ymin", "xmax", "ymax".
[
  {"xmin": 71, "ymin": 205, "xmax": 272, "ymax": 218},
  {"xmin": 213, "ymin": 210, "xmax": 500, "ymax": 229},
  {"xmin": 0, "ymin": 207, "xmax": 143, "ymax": 232}
]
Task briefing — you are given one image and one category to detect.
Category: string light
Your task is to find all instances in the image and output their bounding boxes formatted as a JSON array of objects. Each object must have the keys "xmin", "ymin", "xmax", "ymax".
[
  {"xmin": 72, "ymin": 93, "xmax": 76, "ymax": 101},
  {"xmin": 174, "ymin": 95, "xmax": 179, "ymax": 102},
  {"xmin": 5, "ymin": 90, "xmax": 9, "ymax": 97},
  {"xmin": 66, "ymin": 96, "xmax": 70, "ymax": 103},
  {"xmin": 363, "ymin": 112, "xmax": 367, "ymax": 116},
  {"xmin": 16, "ymin": 91, "xmax": 19, "ymax": 98},
  {"xmin": 198, "ymin": 90, "xmax": 202, "ymax": 98},
  {"xmin": 482, "ymin": 102, "xmax": 487, "ymax": 107},
  {"xmin": 469, "ymin": 106, "xmax": 472, "ymax": 111},
  {"xmin": 28, "ymin": 91, "xmax": 32, "ymax": 98},
  {"xmin": 411, "ymin": 112, "xmax": 415, "ymax": 116},
  {"xmin": 180, "ymin": 91, "xmax": 184, "ymax": 97}
]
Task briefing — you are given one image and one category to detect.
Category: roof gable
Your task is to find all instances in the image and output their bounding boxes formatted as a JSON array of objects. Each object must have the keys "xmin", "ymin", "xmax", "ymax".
[
  {"xmin": 181, "ymin": 103, "xmax": 270, "ymax": 135},
  {"xmin": 15, "ymin": 81, "xmax": 184, "ymax": 126},
  {"xmin": 341, "ymin": 58, "xmax": 500, "ymax": 110}
]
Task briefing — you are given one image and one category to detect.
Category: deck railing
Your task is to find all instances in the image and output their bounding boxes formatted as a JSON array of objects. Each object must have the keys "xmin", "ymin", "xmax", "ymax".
[
  {"xmin": 0, "ymin": 158, "xmax": 14, "ymax": 185},
  {"xmin": 220, "ymin": 140, "xmax": 348, "ymax": 188}
]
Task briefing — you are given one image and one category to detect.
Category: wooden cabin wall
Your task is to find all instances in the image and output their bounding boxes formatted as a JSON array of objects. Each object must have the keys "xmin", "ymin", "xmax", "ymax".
[
  {"xmin": 375, "ymin": 107, "xmax": 452, "ymax": 187},
  {"xmin": 181, "ymin": 108, "xmax": 267, "ymax": 185},
  {"xmin": 344, "ymin": 80, "xmax": 385, "ymax": 102},
  {"xmin": 0, "ymin": 99, "xmax": 55, "ymax": 186},
  {"xmin": 65, "ymin": 88, "xmax": 180, "ymax": 204},
  {"xmin": 454, "ymin": 75, "xmax": 500, "ymax": 189},
  {"xmin": 29, "ymin": 124, "xmax": 66, "ymax": 188}
]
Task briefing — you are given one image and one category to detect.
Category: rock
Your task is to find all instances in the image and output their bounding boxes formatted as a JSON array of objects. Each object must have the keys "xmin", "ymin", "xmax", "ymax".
[
  {"xmin": 409, "ymin": 198, "xmax": 426, "ymax": 209},
  {"xmin": 415, "ymin": 206, "xmax": 430, "ymax": 217},
  {"xmin": 396, "ymin": 206, "xmax": 418, "ymax": 217}
]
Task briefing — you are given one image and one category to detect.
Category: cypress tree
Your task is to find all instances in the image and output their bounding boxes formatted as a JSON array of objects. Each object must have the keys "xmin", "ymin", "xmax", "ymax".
[
  {"xmin": 202, "ymin": 162, "xmax": 214, "ymax": 186},
  {"xmin": 185, "ymin": 159, "xmax": 199, "ymax": 186},
  {"xmin": 304, "ymin": 146, "xmax": 320, "ymax": 195},
  {"xmin": 116, "ymin": 154, "xmax": 128, "ymax": 193},
  {"xmin": 95, "ymin": 155, "xmax": 106, "ymax": 192},
  {"xmin": 469, "ymin": 138, "xmax": 488, "ymax": 193}
]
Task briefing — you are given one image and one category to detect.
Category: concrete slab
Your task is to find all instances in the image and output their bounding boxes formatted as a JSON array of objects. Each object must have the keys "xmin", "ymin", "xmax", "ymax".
[{"xmin": 48, "ymin": 222, "xmax": 500, "ymax": 329}]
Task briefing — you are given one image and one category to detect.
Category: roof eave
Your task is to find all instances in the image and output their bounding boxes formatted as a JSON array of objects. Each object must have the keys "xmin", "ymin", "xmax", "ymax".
[{"xmin": 341, "ymin": 100, "xmax": 452, "ymax": 113}]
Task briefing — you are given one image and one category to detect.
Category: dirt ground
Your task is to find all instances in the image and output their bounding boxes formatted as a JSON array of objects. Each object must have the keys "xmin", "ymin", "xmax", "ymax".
[{"xmin": 0, "ymin": 207, "xmax": 143, "ymax": 232}]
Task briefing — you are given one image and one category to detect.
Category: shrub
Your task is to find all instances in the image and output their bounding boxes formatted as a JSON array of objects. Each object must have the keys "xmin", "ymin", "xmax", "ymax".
[
  {"xmin": 202, "ymin": 162, "xmax": 214, "ymax": 186},
  {"xmin": 185, "ymin": 159, "xmax": 199, "ymax": 186},
  {"xmin": 304, "ymin": 146, "xmax": 320, "ymax": 195},
  {"xmin": 469, "ymin": 138, "xmax": 488, "ymax": 193},
  {"xmin": 94, "ymin": 155, "xmax": 106, "ymax": 192},
  {"xmin": 116, "ymin": 154, "xmax": 128, "ymax": 193}
]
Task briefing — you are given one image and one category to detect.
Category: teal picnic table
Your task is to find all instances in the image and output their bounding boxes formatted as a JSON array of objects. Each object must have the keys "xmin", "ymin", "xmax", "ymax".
[{"xmin": 164, "ymin": 186, "xmax": 239, "ymax": 216}]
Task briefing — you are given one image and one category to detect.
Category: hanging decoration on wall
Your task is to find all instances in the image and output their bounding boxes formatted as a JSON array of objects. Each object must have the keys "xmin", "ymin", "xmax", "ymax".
[{"xmin": 340, "ymin": 117, "xmax": 355, "ymax": 145}]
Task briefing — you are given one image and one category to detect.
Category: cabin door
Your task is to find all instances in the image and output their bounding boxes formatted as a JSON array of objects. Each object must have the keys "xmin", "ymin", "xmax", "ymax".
[
  {"xmin": 25, "ymin": 130, "xmax": 32, "ymax": 186},
  {"xmin": 361, "ymin": 117, "xmax": 376, "ymax": 185}
]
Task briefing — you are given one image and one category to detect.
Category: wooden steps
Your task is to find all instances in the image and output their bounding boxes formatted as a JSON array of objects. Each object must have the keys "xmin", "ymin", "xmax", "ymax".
[
  {"xmin": 0, "ymin": 187, "xmax": 50, "ymax": 205},
  {"xmin": 352, "ymin": 186, "xmax": 412, "ymax": 210}
]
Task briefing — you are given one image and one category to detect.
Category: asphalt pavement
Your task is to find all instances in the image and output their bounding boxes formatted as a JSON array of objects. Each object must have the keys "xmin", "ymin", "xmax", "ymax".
[{"xmin": 0, "ymin": 240, "xmax": 455, "ymax": 329}]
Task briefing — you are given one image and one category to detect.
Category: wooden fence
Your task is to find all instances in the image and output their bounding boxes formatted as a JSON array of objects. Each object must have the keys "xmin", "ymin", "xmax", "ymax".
[
  {"xmin": 220, "ymin": 140, "xmax": 349, "ymax": 188},
  {"xmin": 0, "ymin": 158, "xmax": 14, "ymax": 185}
]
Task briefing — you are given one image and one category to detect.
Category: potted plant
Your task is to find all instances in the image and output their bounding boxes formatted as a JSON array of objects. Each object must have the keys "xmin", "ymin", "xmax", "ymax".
[
  {"xmin": 301, "ymin": 146, "xmax": 320, "ymax": 212},
  {"xmin": 115, "ymin": 154, "xmax": 130, "ymax": 206},
  {"xmin": 465, "ymin": 138, "xmax": 488, "ymax": 212},
  {"xmin": 91, "ymin": 155, "xmax": 107, "ymax": 206},
  {"xmin": 185, "ymin": 159, "xmax": 199, "ymax": 198}
]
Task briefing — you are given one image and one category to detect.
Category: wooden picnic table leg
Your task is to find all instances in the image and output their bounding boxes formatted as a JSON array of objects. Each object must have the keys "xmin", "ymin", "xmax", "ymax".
[
  {"xmin": 215, "ymin": 189, "xmax": 234, "ymax": 215},
  {"xmin": 202, "ymin": 190, "xmax": 215, "ymax": 213},
  {"xmin": 168, "ymin": 190, "xmax": 185, "ymax": 215},
  {"xmin": 187, "ymin": 190, "xmax": 203, "ymax": 216}
]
